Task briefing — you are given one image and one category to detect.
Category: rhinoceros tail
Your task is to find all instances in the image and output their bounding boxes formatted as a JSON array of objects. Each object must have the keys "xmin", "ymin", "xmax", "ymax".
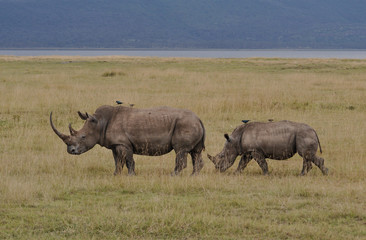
[
  {"xmin": 199, "ymin": 119, "xmax": 206, "ymax": 151},
  {"xmin": 314, "ymin": 130, "xmax": 322, "ymax": 154}
]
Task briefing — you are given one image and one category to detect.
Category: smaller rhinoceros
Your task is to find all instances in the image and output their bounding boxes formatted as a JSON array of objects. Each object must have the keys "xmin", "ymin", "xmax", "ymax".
[{"xmin": 207, "ymin": 120, "xmax": 328, "ymax": 175}]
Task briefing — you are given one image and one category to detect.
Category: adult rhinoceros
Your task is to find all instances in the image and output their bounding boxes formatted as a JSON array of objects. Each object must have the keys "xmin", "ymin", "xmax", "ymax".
[
  {"xmin": 50, "ymin": 105, "xmax": 205, "ymax": 176},
  {"xmin": 207, "ymin": 120, "xmax": 328, "ymax": 175}
]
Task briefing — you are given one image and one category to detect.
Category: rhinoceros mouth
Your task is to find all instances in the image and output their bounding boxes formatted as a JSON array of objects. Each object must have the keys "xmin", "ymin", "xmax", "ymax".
[
  {"xmin": 67, "ymin": 143, "xmax": 91, "ymax": 155},
  {"xmin": 69, "ymin": 151, "xmax": 82, "ymax": 155},
  {"xmin": 67, "ymin": 145, "xmax": 83, "ymax": 155}
]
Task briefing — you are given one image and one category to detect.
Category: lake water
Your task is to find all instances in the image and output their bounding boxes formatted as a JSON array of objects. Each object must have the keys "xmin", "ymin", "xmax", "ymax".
[{"xmin": 1, "ymin": 49, "xmax": 366, "ymax": 59}]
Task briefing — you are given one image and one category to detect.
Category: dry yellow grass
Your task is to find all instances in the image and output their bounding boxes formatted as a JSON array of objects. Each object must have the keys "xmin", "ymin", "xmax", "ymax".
[{"xmin": 0, "ymin": 56, "xmax": 365, "ymax": 239}]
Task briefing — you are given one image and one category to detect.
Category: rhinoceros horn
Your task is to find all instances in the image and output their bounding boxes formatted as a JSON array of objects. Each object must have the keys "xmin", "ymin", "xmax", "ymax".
[
  {"xmin": 68, "ymin": 123, "xmax": 77, "ymax": 136},
  {"xmin": 207, "ymin": 154, "xmax": 218, "ymax": 164},
  {"xmin": 50, "ymin": 112, "xmax": 69, "ymax": 142}
]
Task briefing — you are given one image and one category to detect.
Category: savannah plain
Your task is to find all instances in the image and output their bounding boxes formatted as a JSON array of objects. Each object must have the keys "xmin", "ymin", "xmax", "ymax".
[{"xmin": 0, "ymin": 56, "xmax": 365, "ymax": 239}]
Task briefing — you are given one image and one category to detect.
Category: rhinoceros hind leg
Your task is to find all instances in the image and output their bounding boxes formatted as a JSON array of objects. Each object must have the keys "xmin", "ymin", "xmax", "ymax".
[
  {"xmin": 252, "ymin": 152, "xmax": 269, "ymax": 175},
  {"xmin": 172, "ymin": 151, "xmax": 188, "ymax": 175},
  {"xmin": 312, "ymin": 156, "xmax": 328, "ymax": 175},
  {"xmin": 190, "ymin": 151, "xmax": 204, "ymax": 175},
  {"xmin": 300, "ymin": 158, "xmax": 313, "ymax": 176}
]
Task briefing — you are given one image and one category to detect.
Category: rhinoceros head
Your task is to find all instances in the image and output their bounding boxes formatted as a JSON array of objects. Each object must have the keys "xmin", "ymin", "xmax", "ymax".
[
  {"xmin": 207, "ymin": 133, "xmax": 239, "ymax": 172},
  {"xmin": 50, "ymin": 111, "xmax": 101, "ymax": 155}
]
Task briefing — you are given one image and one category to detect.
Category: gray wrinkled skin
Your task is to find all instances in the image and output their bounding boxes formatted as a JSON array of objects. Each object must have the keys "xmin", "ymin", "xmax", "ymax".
[
  {"xmin": 50, "ymin": 105, "xmax": 205, "ymax": 176},
  {"xmin": 208, "ymin": 121, "xmax": 328, "ymax": 175}
]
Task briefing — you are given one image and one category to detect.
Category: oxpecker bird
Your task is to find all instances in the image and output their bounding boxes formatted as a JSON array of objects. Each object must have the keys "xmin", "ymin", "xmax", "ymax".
[
  {"xmin": 116, "ymin": 101, "xmax": 123, "ymax": 105},
  {"xmin": 242, "ymin": 120, "xmax": 250, "ymax": 124}
]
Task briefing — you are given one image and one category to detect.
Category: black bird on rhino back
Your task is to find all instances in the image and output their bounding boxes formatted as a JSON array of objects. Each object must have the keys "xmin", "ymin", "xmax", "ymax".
[
  {"xmin": 207, "ymin": 120, "xmax": 328, "ymax": 175},
  {"xmin": 50, "ymin": 105, "xmax": 205, "ymax": 176}
]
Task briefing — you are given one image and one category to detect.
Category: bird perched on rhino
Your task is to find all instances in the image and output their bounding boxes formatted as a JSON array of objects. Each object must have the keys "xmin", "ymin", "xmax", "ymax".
[
  {"xmin": 242, "ymin": 120, "xmax": 250, "ymax": 124},
  {"xmin": 115, "ymin": 101, "xmax": 134, "ymax": 107}
]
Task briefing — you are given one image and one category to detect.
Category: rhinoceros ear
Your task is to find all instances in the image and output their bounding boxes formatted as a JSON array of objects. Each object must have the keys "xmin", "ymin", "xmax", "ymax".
[
  {"xmin": 87, "ymin": 113, "xmax": 98, "ymax": 123},
  {"xmin": 224, "ymin": 133, "xmax": 231, "ymax": 142},
  {"xmin": 78, "ymin": 111, "xmax": 88, "ymax": 120}
]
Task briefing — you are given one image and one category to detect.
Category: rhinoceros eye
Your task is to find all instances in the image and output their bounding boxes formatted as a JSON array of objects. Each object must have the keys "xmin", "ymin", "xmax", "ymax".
[{"xmin": 88, "ymin": 115, "xmax": 98, "ymax": 124}]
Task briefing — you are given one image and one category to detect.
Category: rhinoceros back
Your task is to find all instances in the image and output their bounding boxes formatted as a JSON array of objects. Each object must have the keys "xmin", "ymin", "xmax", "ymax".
[
  {"xmin": 107, "ymin": 106, "xmax": 204, "ymax": 156},
  {"xmin": 241, "ymin": 121, "xmax": 299, "ymax": 160}
]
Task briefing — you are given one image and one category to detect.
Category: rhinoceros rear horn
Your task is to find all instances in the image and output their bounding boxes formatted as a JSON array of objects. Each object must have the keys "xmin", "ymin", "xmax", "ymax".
[
  {"xmin": 69, "ymin": 123, "xmax": 77, "ymax": 136},
  {"xmin": 50, "ymin": 112, "xmax": 69, "ymax": 142}
]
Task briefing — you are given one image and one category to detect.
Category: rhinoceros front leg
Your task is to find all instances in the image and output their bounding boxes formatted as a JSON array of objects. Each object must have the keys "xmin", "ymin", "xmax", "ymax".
[
  {"xmin": 252, "ymin": 151, "xmax": 269, "ymax": 175},
  {"xmin": 234, "ymin": 154, "xmax": 252, "ymax": 174},
  {"xmin": 172, "ymin": 151, "xmax": 188, "ymax": 176},
  {"xmin": 112, "ymin": 146, "xmax": 125, "ymax": 175},
  {"xmin": 125, "ymin": 151, "xmax": 136, "ymax": 176},
  {"xmin": 112, "ymin": 145, "xmax": 136, "ymax": 176}
]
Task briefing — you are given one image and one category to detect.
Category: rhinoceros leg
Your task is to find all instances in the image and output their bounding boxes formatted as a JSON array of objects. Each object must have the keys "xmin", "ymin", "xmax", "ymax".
[
  {"xmin": 252, "ymin": 151, "xmax": 269, "ymax": 175},
  {"xmin": 300, "ymin": 151, "xmax": 328, "ymax": 175},
  {"xmin": 312, "ymin": 155, "xmax": 328, "ymax": 175},
  {"xmin": 125, "ymin": 151, "xmax": 136, "ymax": 176},
  {"xmin": 112, "ymin": 145, "xmax": 135, "ymax": 176},
  {"xmin": 112, "ymin": 146, "xmax": 125, "ymax": 175},
  {"xmin": 300, "ymin": 158, "xmax": 313, "ymax": 175},
  {"xmin": 234, "ymin": 154, "xmax": 252, "ymax": 174},
  {"xmin": 172, "ymin": 151, "xmax": 188, "ymax": 175},
  {"xmin": 190, "ymin": 151, "xmax": 204, "ymax": 175}
]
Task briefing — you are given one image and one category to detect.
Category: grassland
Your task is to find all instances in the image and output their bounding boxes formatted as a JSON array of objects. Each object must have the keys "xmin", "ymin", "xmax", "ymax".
[{"xmin": 0, "ymin": 56, "xmax": 365, "ymax": 239}]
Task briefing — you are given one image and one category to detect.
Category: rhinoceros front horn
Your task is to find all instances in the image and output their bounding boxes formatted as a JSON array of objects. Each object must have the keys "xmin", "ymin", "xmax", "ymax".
[
  {"xmin": 50, "ymin": 112, "xmax": 69, "ymax": 142},
  {"xmin": 207, "ymin": 154, "xmax": 217, "ymax": 164}
]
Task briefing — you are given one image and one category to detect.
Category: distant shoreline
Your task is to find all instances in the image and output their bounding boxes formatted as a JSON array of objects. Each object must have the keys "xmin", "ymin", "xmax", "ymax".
[
  {"xmin": 2, "ymin": 49, "xmax": 366, "ymax": 59},
  {"xmin": 1, "ymin": 48, "xmax": 366, "ymax": 51}
]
